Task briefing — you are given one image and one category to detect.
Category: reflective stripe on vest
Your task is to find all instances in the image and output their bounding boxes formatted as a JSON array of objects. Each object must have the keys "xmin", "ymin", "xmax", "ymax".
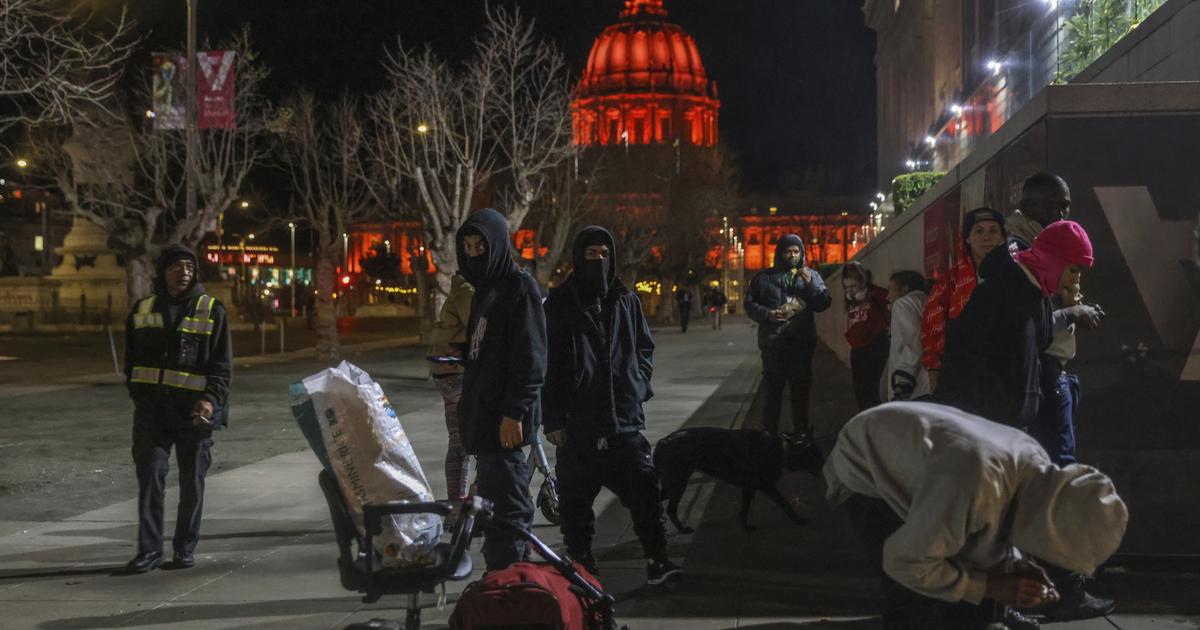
[
  {"xmin": 133, "ymin": 296, "xmax": 163, "ymax": 329},
  {"xmin": 160, "ymin": 369, "xmax": 207, "ymax": 392},
  {"xmin": 130, "ymin": 366, "xmax": 161, "ymax": 385},
  {"xmin": 180, "ymin": 295, "xmax": 215, "ymax": 335}
]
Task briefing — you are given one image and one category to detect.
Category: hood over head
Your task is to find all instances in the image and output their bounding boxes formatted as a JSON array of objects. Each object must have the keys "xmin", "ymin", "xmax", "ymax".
[
  {"xmin": 774, "ymin": 234, "xmax": 806, "ymax": 270},
  {"xmin": 455, "ymin": 208, "xmax": 517, "ymax": 289},
  {"xmin": 1011, "ymin": 463, "xmax": 1128, "ymax": 576},
  {"xmin": 155, "ymin": 243, "xmax": 204, "ymax": 300},
  {"xmin": 1013, "ymin": 220, "xmax": 1094, "ymax": 297},
  {"xmin": 571, "ymin": 225, "xmax": 617, "ymax": 301}
]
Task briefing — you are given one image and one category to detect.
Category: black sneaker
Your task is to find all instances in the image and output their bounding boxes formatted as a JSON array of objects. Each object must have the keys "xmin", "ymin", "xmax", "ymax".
[
  {"xmin": 570, "ymin": 551, "xmax": 599, "ymax": 576},
  {"xmin": 1042, "ymin": 573, "xmax": 1115, "ymax": 620},
  {"xmin": 172, "ymin": 551, "xmax": 195, "ymax": 569},
  {"xmin": 1003, "ymin": 607, "xmax": 1040, "ymax": 630},
  {"xmin": 646, "ymin": 557, "xmax": 682, "ymax": 586}
]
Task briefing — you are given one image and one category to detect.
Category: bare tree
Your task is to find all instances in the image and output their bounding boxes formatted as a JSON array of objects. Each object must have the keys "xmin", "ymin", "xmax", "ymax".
[
  {"xmin": 278, "ymin": 92, "xmax": 374, "ymax": 360},
  {"xmin": 367, "ymin": 42, "xmax": 496, "ymax": 311},
  {"xmin": 483, "ymin": 5, "xmax": 576, "ymax": 233},
  {"xmin": 528, "ymin": 154, "xmax": 598, "ymax": 288},
  {"xmin": 1, "ymin": 0, "xmax": 136, "ymax": 152},
  {"xmin": 26, "ymin": 29, "xmax": 273, "ymax": 303}
]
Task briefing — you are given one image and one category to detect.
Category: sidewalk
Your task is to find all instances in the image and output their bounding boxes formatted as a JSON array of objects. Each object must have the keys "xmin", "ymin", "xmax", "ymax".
[
  {"xmin": 0, "ymin": 319, "xmax": 764, "ymax": 629},
  {"xmin": 1, "ymin": 320, "xmax": 1196, "ymax": 629}
]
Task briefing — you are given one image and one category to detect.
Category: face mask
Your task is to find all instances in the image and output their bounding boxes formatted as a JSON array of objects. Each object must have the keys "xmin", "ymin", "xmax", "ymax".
[
  {"xmin": 578, "ymin": 258, "xmax": 610, "ymax": 300},
  {"xmin": 462, "ymin": 256, "xmax": 488, "ymax": 286}
]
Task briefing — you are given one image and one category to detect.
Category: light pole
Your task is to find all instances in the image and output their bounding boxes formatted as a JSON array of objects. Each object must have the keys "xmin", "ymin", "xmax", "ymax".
[
  {"xmin": 342, "ymin": 232, "xmax": 349, "ymax": 272},
  {"xmin": 721, "ymin": 216, "xmax": 730, "ymax": 301},
  {"xmin": 185, "ymin": 0, "xmax": 198, "ymax": 218},
  {"xmin": 288, "ymin": 222, "xmax": 296, "ymax": 318}
]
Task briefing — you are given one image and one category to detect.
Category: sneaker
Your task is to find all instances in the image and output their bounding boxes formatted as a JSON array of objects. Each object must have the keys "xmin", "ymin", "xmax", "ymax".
[
  {"xmin": 1003, "ymin": 607, "xmax": 1040, "ymax": 630},
  {"xmin": 646, "ymin": 557, "xmax": 683, "ymax": 586},
  {"xmin": 1041, "ymin": 574, "xmax": 1115, "ymax": 620},
  {"xmin": 570, "ymin": 551, "xmax": 599, "ymax": 576}
]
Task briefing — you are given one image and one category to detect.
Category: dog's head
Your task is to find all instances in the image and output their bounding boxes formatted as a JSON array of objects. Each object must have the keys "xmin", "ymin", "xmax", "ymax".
[{"xmin": 781, "ymin": 432, "xmax": 825, "ymax": 476}]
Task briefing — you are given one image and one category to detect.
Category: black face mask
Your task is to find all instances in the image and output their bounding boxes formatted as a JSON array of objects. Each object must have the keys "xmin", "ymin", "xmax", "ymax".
[
  {"xmin": 462, "ymin": 255, "xmax": 489, "ymax": 286},
  {"xmin": 577, "ymin": 258, "xmax": 610, "ymax": 300}
]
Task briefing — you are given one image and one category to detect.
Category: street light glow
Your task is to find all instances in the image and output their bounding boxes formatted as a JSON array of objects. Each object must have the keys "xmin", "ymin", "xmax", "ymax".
[
  {"xmin": 416, "ymin": 123, "xmax": 429, "ymax": 134},
  {"xmin": 925, "ymin": 135, "xmax": 936, "ymax": 146},
  {"xmin": 145, "ymin": 110, "xmax": 156, "ymax": 119},
  {"xmin": 876, "ymin": 192, "xmax": 886, "ymax": 202},
  {"xmin": 16, "ymin": 159, "xmax": 29, "ymax": 169},
  {"xmin": 288, "ymin": 222, "xmax": 295, "ymax": 229},
  {"xmin": 240, "ymin": 200, "xmax": 250, "ymax": 208},
  {"xmin": 951, "ymin": 103, "xmax": 964, "ymax": 116},
  {"xmin": 248, "ymin": 233, "xmax": 255, "ymax": 240},
  {"xmin": 987, "ymin": 59, "xmax": 1004, "ymax": 74}
]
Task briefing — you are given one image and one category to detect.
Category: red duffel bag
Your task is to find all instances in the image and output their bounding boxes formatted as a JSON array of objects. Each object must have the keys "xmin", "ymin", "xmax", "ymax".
[{"xmin": 449, "ymin": 561, "xmax": 607, "ymax": 630}]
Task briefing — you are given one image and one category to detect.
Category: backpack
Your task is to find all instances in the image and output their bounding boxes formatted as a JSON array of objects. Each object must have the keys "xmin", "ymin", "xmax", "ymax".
[{"xmin": 449, "ymin": 561, "xmax": 606, "ymax": 630}]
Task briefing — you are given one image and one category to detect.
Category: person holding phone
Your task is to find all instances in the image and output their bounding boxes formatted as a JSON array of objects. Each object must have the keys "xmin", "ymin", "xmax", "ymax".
[
  {"xmin": 824, "ymin": 402, "xmax": 1127, "ymax": 629},
  {"xmin": 123, "ymin": 244, "xmax": 232, "ymax": 573}
]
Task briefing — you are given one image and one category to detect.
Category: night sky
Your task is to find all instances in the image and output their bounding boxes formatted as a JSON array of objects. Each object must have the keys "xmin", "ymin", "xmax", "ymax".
[{"xmin": 126, "ymin": 0, "xmax": 877, "ymax": 195}]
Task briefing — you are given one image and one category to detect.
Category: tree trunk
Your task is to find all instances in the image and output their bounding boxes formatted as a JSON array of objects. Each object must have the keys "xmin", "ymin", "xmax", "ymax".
[
  {"xmin": 315, "ymin": 253, "xmax": 340, "ymax": 361},
  {"xmin": 430, "ymin": 247, "xmax": 456, "ymax": 316},
  {"xmin": 125, "ymin": 254, "xmax": 154, "ymax": 308}
]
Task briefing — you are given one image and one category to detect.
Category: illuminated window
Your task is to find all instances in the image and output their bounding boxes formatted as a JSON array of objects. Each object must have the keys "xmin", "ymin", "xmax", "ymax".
[{"xmin": 34, "ymin": 236, "xmax": 44, "ymax": 252}]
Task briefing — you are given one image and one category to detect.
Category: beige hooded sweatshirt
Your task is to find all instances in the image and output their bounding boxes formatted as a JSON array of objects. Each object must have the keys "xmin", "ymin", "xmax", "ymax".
[{"xmin": 824, "ymin": 401, "xmax": 1128, "ymax": 604}]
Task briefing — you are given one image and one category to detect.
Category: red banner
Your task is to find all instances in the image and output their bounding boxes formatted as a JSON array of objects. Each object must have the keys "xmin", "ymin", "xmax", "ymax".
[{"xmin": 197, "ymin": 51, "xmax": 236, "ymax": 129}]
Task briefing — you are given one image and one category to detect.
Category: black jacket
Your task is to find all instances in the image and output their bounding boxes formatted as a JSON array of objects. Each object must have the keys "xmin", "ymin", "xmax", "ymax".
[
  {"xmin": 456, "ymin": 209, "xmax": 548, "ymax": 455},
  {"xmin": 744, "ymin": 235, "xmax": 832, "ymax": 351},
  {"xmin": 124, "ymin": 244, "xmax": 233, "ymax": 428},
  {"xmin": 543, "ymin": 226, "xmax": 655, "ymax": 446},
  {"xmin": 933, "ymin": 245, "xmax": 1052, "ymax": 428}
]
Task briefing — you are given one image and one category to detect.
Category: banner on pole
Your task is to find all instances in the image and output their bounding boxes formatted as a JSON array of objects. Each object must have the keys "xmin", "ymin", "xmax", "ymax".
[
  {"xmin": 151, "ymin": 53, "xmax": 186, "ymax": 130},
  {"xmin": 197, "ymin": 51, "xmax": 237, "ymax": 130}
]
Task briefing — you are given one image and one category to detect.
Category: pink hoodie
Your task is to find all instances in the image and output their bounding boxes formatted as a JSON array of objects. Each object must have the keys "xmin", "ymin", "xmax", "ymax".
[{"xmin": 1013, "ymin": 220, "xmax": 1094, "ymax": 297}]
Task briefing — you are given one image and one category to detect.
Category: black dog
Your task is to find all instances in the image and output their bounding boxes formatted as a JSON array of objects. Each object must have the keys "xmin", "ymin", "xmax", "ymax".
[{"xmin": 653, "ymin": 428, "xmax": 825, "ymax": 533}]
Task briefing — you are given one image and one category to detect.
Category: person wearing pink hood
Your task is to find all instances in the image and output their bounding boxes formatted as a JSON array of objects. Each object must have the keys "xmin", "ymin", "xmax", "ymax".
[{"xmin": 933, "ymin": 221, "xmax": 1094, "ymax": 433}]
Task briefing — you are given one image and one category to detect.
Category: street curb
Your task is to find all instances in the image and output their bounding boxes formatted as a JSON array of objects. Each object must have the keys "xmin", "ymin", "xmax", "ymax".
[{"xmin": 234, "ymin": 335, "xmax": 422, "ymax": 368}]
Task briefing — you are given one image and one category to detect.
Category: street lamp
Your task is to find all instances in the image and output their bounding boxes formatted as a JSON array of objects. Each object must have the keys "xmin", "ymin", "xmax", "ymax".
[
  {"xmin": 288, "ymin": 222, "xmax": 296, "ymax": 318},
  {"xmin": 384, "ymin": 239, "xmax": 391, "ymax": 254},
  {"xmin": 240, "ymin": 200, "xmax": 250, "ymax": 209},
  {"xmin": 15, "ymin": 159, "xmax": 29, "ymax": 169},
  {"xmin": 416, "ymin": 123, "xmax": 429, "ymax": 135}
]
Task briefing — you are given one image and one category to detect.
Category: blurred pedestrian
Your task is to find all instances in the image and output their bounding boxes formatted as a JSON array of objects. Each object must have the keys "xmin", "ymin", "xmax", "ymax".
[
  {"xmin": 703, "ymin": 286, "xmax": 728, "ymax": 330},
  {"xmin": 920, "ymin": 207, "xmax": 1008, "ymax": 392},
  {"xmin": 744, "ymin": 235, "xmax": 832, "ymax": 435},
  {"xmin": 455, "ymin": 208, "xmax": 547, "ymax": 571},
  {"xmin": 675, "ymin": 285, "xmax": 694, "ymax": 333},
  {"xmin": 883, "ymin": 270, "xmax": 929, "ymax": 401},
  {"xmin": 842, "ymin": 261, "xmax": 891, "ymax": 410},
  {"xmin": 123, "ymin": 244, "xmax": 232, "ymax": 573},
  {"xmin": 429, "ymin": 271, "xmax": 474, "ymax": 502},
  {"xmin": 542, "ymin": 226, "xmax": 680, "ymax": 586}
]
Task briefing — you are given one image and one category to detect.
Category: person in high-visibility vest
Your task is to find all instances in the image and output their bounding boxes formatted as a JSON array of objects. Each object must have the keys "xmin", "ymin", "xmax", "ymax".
[{"xmin": 123, "ymin": 244, "xmax": 232, "ymax": 573}]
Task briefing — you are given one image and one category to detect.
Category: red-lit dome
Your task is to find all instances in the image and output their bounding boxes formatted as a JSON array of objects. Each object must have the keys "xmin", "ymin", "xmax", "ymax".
[{"xmin": 573, "ymin": 0, "xmax": 720, "ymax": 147}]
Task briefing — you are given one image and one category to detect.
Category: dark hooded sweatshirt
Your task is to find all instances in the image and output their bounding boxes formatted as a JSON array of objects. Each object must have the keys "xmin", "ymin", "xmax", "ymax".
[
  {"xmin": 934, "ymin": 244, "xmax": 1052, "ymax": 428},
  {"xmin": 744, "ymin": 235, "xmax": 832, "ymax": 351},
  {"xmin": 124, "ymin": 244, "xmax": 233, "ymax": 428},
  {"xmin": 543, "ymin": 226, "xmax": 655, "ymax": 446},
  {"xmin": 456, "ymin": 209, "xmax": 548, "ymax": 455}
]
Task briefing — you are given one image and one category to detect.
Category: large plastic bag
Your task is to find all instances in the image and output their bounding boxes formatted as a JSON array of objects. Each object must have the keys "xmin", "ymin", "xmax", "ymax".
[{"xmin": 290, "ymin": 361, "xmax": 441, "ymax": 567}]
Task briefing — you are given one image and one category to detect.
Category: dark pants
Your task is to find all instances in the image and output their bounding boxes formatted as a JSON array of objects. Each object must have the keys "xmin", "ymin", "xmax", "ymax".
[
  {"xmin": 1028, "ymin": 360, "xmax": 1080, "ymax": 466},
  {"xmin": 761, "ymin": 340, "xmax": 816, "ymax": 435},
  {"xmin": 843, "ymin": 494, "xmax": 995, "ymax": 630},
  {"xmin": 132, "ymin": 403, "xmax": 213, "ymax": 557},
  {"xmin": 556, "ymin": 433, "xmax": 667, "ymax": 561},
  {"xmin": 679, "ymin": 305, "xmax": 692, "ymax": 333},
  {"xmin": 475, "ymin": 449, "xmax": 534, "ymax": 571},
  {"xmin": 850, "ymin": 334, "xmax": 891, "ymax": 411}
]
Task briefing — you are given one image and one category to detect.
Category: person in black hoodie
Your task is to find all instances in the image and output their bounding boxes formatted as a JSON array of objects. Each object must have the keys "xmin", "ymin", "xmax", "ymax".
[
  {"xmin": 744, "ymin": 235, "xmax": 832, "ymax": 435},
  {"xmin": 456, "ymin": 208, "xmax": 547, "ymax": 571},
  {"xmin": 543, "ymin": 226, "xmax": 681, "ymax": 586},
  {"xmin": 123, "ymin": 244, "xmax": 232, "ymax": 573}
]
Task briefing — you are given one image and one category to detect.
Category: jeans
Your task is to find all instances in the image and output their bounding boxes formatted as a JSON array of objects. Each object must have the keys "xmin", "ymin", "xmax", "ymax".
[
  {"xmin": 1029, "ymin": 361, "xmax": 1080, "ymax": 466},
  {"xmin": 760, "ymin": 340, "xmax": 816, "ymax": 435},
  {"xmin": 475, "ymin": 449, "xmax": 534, "ymax": 570},
  {"xmin": 556, "ymin": 433, "xmax": 667, "ymax": 561},
  {"xmin": 132, "ymin": 401, "xmax": 213, "ymax": 556}
]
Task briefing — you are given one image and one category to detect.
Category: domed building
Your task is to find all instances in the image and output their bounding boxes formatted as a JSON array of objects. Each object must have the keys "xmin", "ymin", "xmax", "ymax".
[{"xmin": 572, "ymin": 0, "xmax": 720, "ymax": 147}]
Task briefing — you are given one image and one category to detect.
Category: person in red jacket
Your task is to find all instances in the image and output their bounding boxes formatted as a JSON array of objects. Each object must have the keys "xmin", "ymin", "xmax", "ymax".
[
  {"xmin": 920, "ymin": 208, "xmax": 1007, "ymax": 391},
  {"xmin": 843, "ymin": 262, "xmax": 891, "ymax": 410}
]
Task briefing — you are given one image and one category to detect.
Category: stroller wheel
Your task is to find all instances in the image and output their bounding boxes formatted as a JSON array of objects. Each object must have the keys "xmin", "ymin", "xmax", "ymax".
[{"xmin": 537, "ymin": 480, "xmax": 561, "ymax": 525}]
